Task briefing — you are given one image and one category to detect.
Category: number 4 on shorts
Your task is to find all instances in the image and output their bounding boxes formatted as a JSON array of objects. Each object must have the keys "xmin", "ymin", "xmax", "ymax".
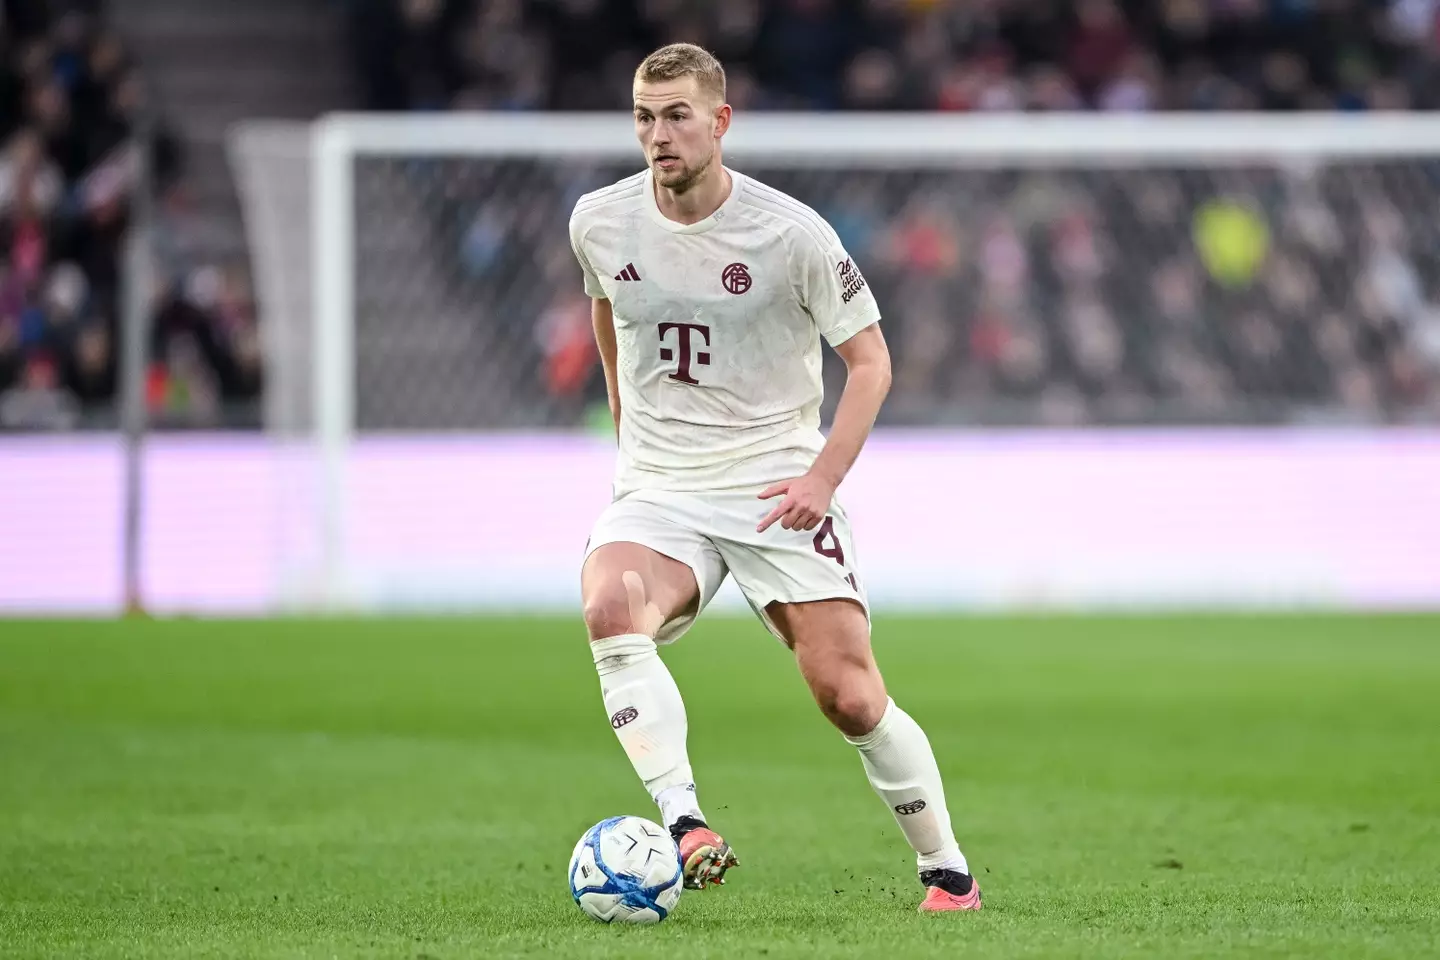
[{"xmin": 812, "ymin": 516, "xmax": 859, "ymax": 592}]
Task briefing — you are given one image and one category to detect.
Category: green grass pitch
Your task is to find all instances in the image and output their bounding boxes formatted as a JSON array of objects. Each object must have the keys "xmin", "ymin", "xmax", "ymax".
[{"xmin": 2, "ymin": 614, "xmax": 1438, "ymax": 959}]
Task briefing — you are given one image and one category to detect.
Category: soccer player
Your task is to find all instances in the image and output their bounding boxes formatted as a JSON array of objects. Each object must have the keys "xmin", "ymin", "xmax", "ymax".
[{"xmin": 569, "ymin": 44, "xmax": 980, "ymax": 913}]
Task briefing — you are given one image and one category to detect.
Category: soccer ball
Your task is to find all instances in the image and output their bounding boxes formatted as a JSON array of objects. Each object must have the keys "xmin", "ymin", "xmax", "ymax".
[{"xmin": 568, "ymin": 815, "xmax": 683, "ymax": 924}]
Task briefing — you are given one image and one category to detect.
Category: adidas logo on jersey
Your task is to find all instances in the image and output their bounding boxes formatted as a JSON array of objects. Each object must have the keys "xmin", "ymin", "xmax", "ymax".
[{"xmin": 614, "ymin": 263, "xmax": 641, "ymax": 281}]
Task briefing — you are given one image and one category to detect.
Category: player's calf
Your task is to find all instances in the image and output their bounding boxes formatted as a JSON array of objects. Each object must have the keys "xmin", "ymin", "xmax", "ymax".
[{"xmin": 772, "ymin": 599, "xmax": 977, "ymax": 902}]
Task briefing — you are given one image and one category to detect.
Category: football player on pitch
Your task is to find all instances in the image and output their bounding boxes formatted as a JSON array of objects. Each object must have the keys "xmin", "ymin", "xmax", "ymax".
[{"xmin": 571, "ymin": 44, "xmax": 980, "ymax": 913}]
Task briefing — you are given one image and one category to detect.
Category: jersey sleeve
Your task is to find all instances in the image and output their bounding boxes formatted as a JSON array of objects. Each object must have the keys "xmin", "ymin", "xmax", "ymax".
[
  {"xmin": 568, "ymin": 213, "xmax": 607, "ymax": 299},
  {"xmin": 796, "ymin": 223, "xmax": 882, "ymax": 347}
]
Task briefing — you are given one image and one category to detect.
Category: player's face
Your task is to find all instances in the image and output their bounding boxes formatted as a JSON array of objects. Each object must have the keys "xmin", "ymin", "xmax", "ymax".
[{"xmin": 633, "ymin": 77, "xmax": 727, "ymax": 192}]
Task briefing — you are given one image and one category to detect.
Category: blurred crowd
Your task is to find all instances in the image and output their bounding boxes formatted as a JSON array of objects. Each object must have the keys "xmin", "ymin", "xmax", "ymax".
[
  {"xmin": 0, "ymin": 1, "xmax": 260, "ymax": 431},
  {"xmin": 350, "ymin": 0, "xmax": 1440, "ymax": 427},
  {"xmin": 403, "ymin": 157, "xmax": 1439, "ymax": 429},
  {"xmin": 11, "ymin": 1, "xmax": 1440, "ymax": 430},
  {"xmin": 347, "ymin": 0, "xmax": 1440, "ymax": 113}
]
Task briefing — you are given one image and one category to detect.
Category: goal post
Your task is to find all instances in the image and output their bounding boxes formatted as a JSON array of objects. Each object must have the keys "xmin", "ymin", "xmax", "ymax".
[{"xmin": 229, "ymin": 113, "xmax": 1440, "ymax": 613}]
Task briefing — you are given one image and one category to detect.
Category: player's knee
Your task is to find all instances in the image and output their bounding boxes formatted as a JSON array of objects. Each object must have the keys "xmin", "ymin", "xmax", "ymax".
[
  {"xmin": 832, "ymin": 689, "xmax": 886, "ymax": 737},
  {"xmin": 582, "ymin": 590, "xmax": 633, "ymax": 641},
  {"xmin": 812, "ymin": 679, "xmax": 885, "ymax": 737}
]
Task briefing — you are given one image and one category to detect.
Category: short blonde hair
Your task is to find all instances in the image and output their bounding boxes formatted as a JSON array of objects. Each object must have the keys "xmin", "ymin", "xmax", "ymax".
[{"xmin": 634, "ymin": 43, "xmax": 726, "ymax": 105}]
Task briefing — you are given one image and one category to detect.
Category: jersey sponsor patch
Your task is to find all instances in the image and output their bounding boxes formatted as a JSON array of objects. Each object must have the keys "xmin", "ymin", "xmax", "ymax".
[
  {"xmin": 836, "ymin": 257, "xmax": 867, "ymax": 304},
  {"xmin": 658, "ymin": 322, "xmax": 711, "ymax": 384}
]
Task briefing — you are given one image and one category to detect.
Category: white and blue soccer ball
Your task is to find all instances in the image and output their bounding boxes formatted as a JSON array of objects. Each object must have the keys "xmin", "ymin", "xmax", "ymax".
[{"xmin": 568, "ymin": 815, "xmax": 683, "ymax": 924}]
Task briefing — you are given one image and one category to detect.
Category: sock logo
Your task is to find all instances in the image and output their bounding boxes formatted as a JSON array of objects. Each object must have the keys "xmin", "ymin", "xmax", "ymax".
[
  {"xmin": 893, "ymin": 799, "xmax": 928, "ymax": 816},
  {"xmin": 610, "ymin": 706, "xmax": 639, "ymax": 729}
]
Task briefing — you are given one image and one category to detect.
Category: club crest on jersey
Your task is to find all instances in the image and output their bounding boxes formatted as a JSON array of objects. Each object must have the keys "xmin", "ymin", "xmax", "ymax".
[
  {"xmin": 837, "ymin": 258, "xmax": 867, "ymax": 304},
  {"xmin": 721, "ymin": 262, "xmax": 752, "ymax": 295}
]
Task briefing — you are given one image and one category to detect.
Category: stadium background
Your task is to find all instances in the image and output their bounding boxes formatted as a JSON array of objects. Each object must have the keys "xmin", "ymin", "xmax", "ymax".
[
  {"xmin": 2, "ymin": 4, "xmax": 1438, "ymax": 959},
  {"xmin": 2, "ymin": 0, "xmax": 1439, "ymax": 612}
]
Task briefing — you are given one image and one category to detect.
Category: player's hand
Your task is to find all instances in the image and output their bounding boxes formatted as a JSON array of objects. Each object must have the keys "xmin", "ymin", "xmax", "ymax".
[{"xmin": 756, "ymin": 472, "xmax": 836, "ymax": 533}]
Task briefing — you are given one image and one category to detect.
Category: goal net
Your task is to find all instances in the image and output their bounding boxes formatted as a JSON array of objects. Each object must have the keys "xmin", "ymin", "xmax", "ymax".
[{"xmin": 230, "ymin": 114, "xmax": 1440, "ymax": 612}]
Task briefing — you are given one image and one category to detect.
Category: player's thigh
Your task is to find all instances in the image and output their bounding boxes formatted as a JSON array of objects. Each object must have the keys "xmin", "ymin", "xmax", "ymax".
[
  {"xmin": 581, "ymin": 493, "xmax": 727, "ymax": 643},
  {"xmin": 769, "ymin": 596, "xmax": 880, "ymax": 697},
  {"xmin": 767, "ymin": 596, "xmax": 872, "ymax": 657},
  {"xmin": 581, "ymin": 541, "xmax": 699, "ymax": 638}
]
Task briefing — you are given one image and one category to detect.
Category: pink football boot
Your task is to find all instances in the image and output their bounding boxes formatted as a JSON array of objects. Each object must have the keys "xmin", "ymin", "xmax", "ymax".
[
  {"xmin": 918, "ymin": 869, "xmax": 982, "ymax": 912},
  {"xmin": 669, "ymin": 815, "xmax": 738, "ymax": 890}
]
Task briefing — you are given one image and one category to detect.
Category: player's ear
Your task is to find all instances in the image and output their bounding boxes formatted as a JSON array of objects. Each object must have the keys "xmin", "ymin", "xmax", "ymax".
[{"xmin": 713, "ymin": 102, "xmax": 732, "ymax": 138}]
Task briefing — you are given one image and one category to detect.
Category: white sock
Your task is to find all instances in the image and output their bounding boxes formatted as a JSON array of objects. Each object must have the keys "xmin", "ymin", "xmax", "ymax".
[
  {"xmin": 655, "ymin": 783, "xmax": 703, "ymax": 828},
  {"xmin": 845, "ymin": 698, "xmax": 969, "ymax": 875},
  {"xmin": 591, "ymin": 633, "xmax": 705, "ymax": 828}
]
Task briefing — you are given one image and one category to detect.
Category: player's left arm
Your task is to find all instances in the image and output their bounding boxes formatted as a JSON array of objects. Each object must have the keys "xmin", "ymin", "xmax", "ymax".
[
  {"xmin": 758, "ymin": 230, "xmax": 889, "ymax": 534},
  {"xmin": 758, "ymin": 325, "xmax": 890, "ymax": 532}
]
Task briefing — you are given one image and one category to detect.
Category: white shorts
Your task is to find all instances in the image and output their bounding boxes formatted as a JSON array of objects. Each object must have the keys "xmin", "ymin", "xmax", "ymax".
[{"xmin": 583, "ymin": 487, "xmax": 870, "ymax": 644}]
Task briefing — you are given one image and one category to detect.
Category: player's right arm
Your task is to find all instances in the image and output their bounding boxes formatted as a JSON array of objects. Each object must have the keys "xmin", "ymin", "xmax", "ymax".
[
  {"xmin": 569, "ymin": 211, "xmax": 619, "ymax": 436},
  {"xmin": 592, "ymin": 297, "xmax": 621, "ymax": 436}
]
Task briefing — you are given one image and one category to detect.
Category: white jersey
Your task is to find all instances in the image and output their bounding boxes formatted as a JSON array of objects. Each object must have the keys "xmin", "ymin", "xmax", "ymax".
[{"xmin": 568, "ymin": 167, "xmax": 881, "ymax": 498}]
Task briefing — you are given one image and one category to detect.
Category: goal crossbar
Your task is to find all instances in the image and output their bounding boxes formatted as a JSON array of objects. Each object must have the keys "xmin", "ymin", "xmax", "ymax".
[{"xmin": 312, "ymin": 112, "xmax": 1440, "ymax": 162}]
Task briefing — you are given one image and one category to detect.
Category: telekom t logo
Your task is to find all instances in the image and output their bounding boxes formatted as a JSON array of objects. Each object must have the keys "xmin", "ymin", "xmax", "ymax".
[{"xmin": 658, "ymin": 322, "xmax": 711, "ymax": 385}]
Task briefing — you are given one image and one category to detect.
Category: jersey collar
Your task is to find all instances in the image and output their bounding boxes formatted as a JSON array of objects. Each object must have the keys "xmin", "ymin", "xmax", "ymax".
[{"xmin": 643, "ymin": 166, "xmax": 743, "ymax": 235}]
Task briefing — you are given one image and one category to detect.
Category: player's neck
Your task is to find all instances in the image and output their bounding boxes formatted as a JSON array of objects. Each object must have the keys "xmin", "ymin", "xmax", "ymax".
[{"xmin": 653, "ymin": 163, "xmax": 732, "ymax": 226}]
